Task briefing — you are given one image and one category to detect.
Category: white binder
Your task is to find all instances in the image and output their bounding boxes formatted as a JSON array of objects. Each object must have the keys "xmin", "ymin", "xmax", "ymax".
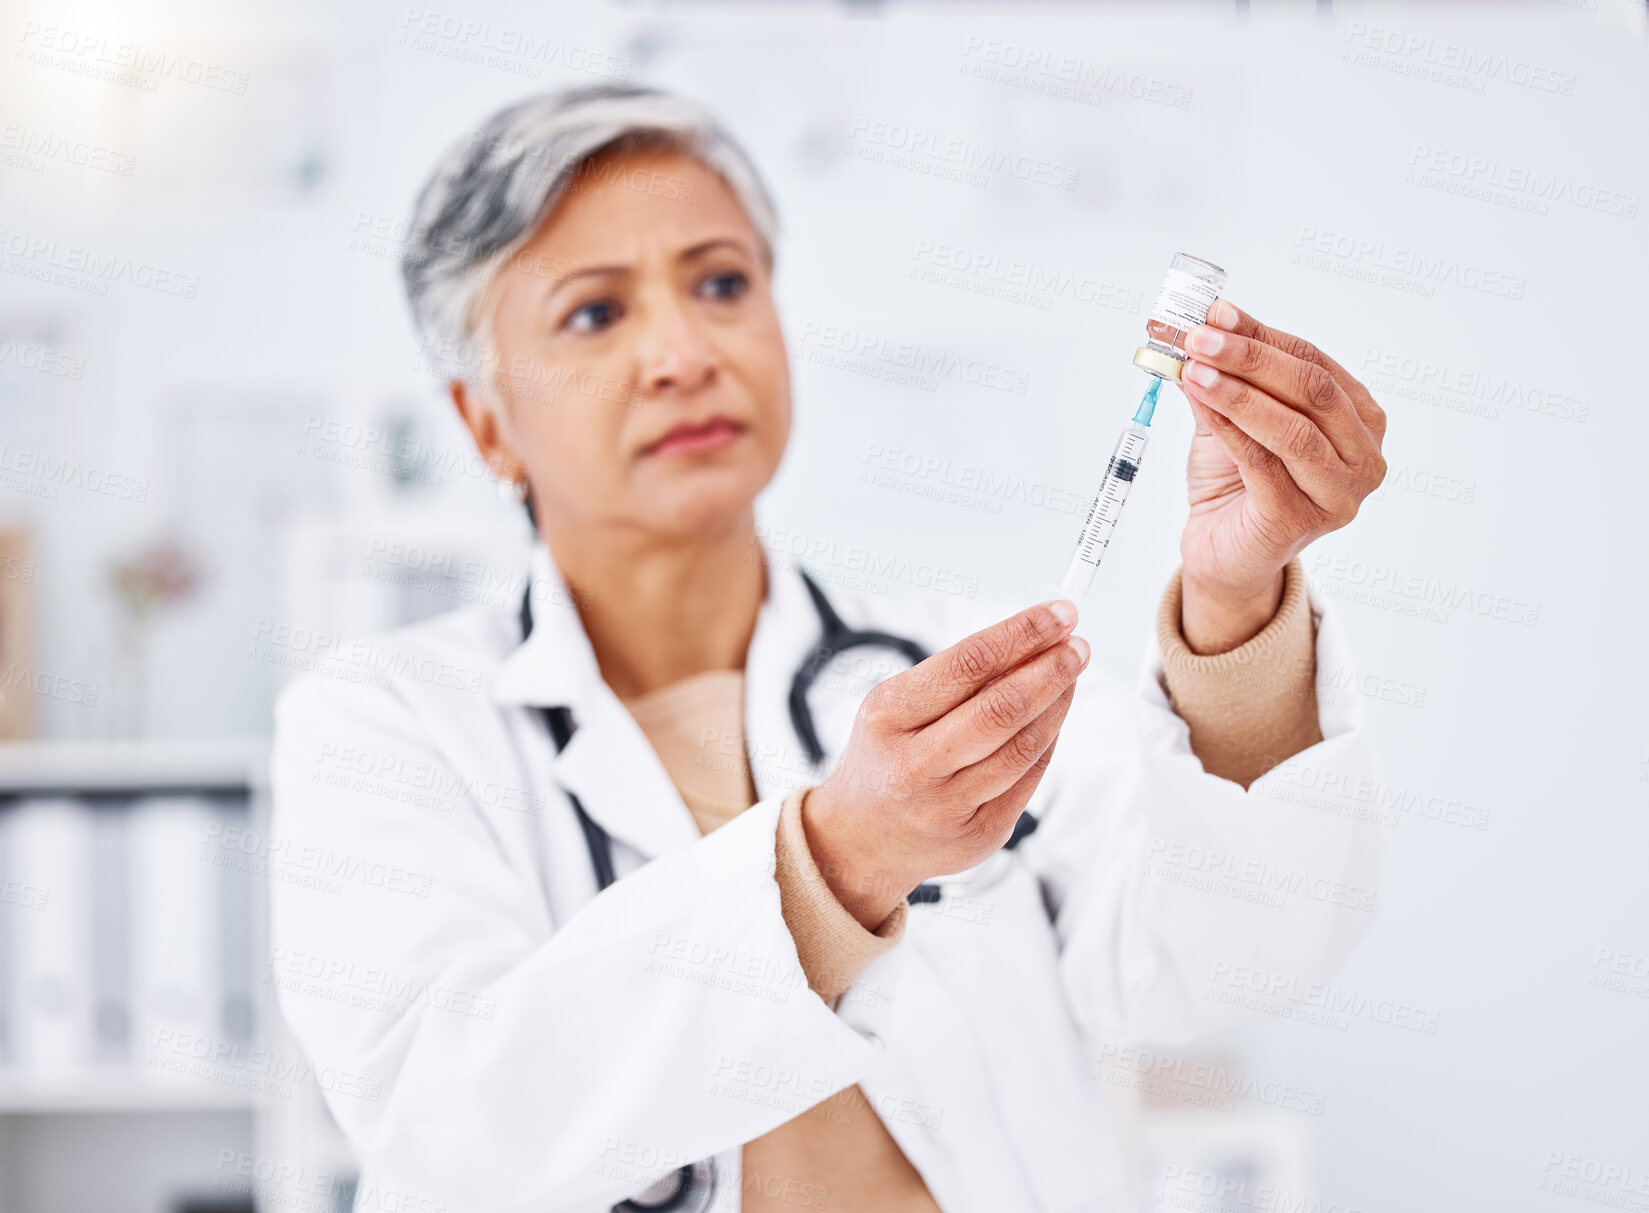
[
  {"xmin": 0, "ymin": 804, "xmax": 13, "ymax": 1065},
  {"xmin": 88, "ymin": 805, "xmax": 132, "ymax": 1064},
  {"xmin": 8, "ymin": 798, "xmax": 95, "ymax": 1070},
  {"xmin": 130, "ymin": 795, "xmax": 222, "ymax": 1074}
]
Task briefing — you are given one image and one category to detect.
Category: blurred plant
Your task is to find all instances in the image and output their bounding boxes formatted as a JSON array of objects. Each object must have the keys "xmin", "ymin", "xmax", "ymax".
[
  {"xmin": 108, "ymin": 537, "xmax": 205, "ymax": 625},
  {"xmin": 104, "ymin": 537, "xmax": 205, "ymax": 737}
]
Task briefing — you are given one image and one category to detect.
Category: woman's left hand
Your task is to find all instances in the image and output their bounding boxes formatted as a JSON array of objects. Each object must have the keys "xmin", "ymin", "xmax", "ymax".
[{"xmin": 1175, "ymin": 299, "xmax": 1388, "ymax": 654}]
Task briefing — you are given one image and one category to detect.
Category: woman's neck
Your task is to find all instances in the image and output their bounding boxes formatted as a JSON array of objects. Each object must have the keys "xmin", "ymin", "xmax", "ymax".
[{"xmin": 545, "ymin": 513, "xmax": 768, "ymax": 701}]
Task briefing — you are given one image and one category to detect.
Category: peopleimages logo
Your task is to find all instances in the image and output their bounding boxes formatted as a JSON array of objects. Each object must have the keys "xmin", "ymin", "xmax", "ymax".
[
  {"xmin": 758, "ymin": 525, "xmax": 981, "ymax": 600},
  {"xmin": 0, "ymin": 339, "xmax": 85, "ymax": 379},
  {"xmin": 1407, "ymin": 144, "xmax": 1639, "ymax": 219},
  {"xmin": 0, "ymin": 124, "xmax": 135, "ymax": 175},
  {"xmin": 0, "ymin": 445, "xmax": 149, "ymax": 502},
  {"xmin": 0, "ymin": 228, "xmax": 200, "ymax": 299},
  {"xmin": 395, "ymin": 8, "xmax": 631, "ymax": 80},
  {"xmin": 1342, "ymin": 22, "xmax": 1577, "ymax": 95},
  {"xmin": 1359, "ymin": 348, "xmax": 1588, "ymax": 424},
  {"xmin": 1307, "ymin": 553, "xmax": 1541, "ymax": 627},
  {"xmin": 957, "ymin": 38, "xmax": 1195, "ymax": 110},
  {"xmin": 911, "ymin": 239, "xmax": 1144, "ymax": 312},
  {"xmin": 1142, "ymin": 838, "xmax": 1378, "ymax": 913},
  {"xmin": 16, "ymin": 22, "xmax": 252, "ymax": 93},
  {"xmin": 846, "ymin": 117, "xmax": 1079, "ymax": 191},
  {"xmin": 797, "ymin": 321, "xmax": 1031, "ymax": 395},
  {"xmin": 1293, "ymin": 226, "xmax": 1526, "ymax": 300},
  {"xmin": 1207, "ymin": 962, "xmax": 1443, "ymax": 1034},
  {"xmin": 0, "ymin": 663, "xmax": 100, "ymax": 707}
]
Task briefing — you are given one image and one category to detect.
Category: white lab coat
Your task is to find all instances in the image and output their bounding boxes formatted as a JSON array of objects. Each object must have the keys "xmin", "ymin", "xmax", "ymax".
[{"xmin": 267, "ymin": 538, "xmax": 1384, "ymax": 1213}]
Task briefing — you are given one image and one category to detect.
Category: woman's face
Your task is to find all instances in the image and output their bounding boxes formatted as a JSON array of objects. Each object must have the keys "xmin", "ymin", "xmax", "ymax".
[{"xmin": 456, "ymin": 146, "xmax": 791, "ymax": 543}]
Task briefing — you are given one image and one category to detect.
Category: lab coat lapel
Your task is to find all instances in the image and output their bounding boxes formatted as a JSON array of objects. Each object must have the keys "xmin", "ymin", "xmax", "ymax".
[
  {"xmin": 553, "ymin": 688, "xmax": 703, "ymax": 863},
  {"xmin": 492, "ymin": 539, "xmax": 835, "ymax": 864},
  {"xmin": 493, "ymin": 543, "xmax": 700, "ymax": 864}
]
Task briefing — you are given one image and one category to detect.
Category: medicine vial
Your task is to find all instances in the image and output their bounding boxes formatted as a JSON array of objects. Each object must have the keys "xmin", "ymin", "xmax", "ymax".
[{"xmin": 1132, "ymin": 253, "xmax": 1227, "ymax": 382}]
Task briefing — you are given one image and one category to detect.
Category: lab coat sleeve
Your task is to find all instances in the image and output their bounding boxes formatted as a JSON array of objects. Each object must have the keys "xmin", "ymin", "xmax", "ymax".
[
  {"xmin": 268, "ymin": 674, "xmax": 885, "ymax": 1213},
  {"xmin": 1027, "ymin": 574, "xmax": 1387, "ymax": 1047}
]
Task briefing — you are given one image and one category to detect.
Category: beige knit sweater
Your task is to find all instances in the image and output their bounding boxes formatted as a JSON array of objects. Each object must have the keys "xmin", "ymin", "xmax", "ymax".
[{"xmin": 617, "ymin": 558, "xmax": 1321, "ymax": 1211}]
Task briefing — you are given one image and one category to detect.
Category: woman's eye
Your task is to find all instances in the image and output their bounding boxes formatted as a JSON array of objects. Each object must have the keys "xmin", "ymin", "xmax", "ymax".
[
  {"xmin": 698, "ymin": 270, "xmax": 749, "ymax": 301},
  {"xmin": 565, "ymin": 298, "xmax": 622, "ymax": 333}
]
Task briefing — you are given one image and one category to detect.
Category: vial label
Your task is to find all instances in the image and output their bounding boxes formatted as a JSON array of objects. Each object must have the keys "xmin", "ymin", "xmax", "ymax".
[{"xmin": 1148, "ymin": 268, "xmax": 1221, "ymax": 333}]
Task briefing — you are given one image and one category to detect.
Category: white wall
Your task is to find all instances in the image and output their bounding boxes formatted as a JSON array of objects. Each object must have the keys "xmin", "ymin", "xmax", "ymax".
[{"xmin": 2, "ymin": 1, "xmax": 1646, "ymax": 1209}]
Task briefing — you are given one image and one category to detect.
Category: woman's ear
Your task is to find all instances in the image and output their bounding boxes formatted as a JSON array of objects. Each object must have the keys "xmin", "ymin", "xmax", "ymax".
[{"xmin": 450, "ymin": 379, "xmax": 527, "ymax": 484}]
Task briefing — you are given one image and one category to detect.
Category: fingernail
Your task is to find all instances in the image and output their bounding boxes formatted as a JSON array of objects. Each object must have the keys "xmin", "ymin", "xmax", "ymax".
[
  {"xmin": 1048, "ymin": 599, "xmax": 1078, "ymax": 628},
  {"xmin": 1067, "ymin": 636, "xmax": 1090, "ymax": 667},
  {"xmin": 1185, "ymin": 362, "xmax": 1219, "ymax": 388},
  {"xmin": 1187, "ymin": 326, "xmax": 1223, "ymax": 356},
  {"xmin": 1209, "ymin": 299, "xmax": 1239, "ymax": 330}
]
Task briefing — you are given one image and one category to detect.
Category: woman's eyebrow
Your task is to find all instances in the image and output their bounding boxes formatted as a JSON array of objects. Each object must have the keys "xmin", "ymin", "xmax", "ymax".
[
  {"xmin": 680, "ymin": 237, "xmax": 752, "ymax": 261},
  {"xmin": 539, "ymin": 237, "xmax": 751, "ymax": 298},
  {"xmin": 553, "ymin": 263, "xmax": 629, "ymax": 288}
]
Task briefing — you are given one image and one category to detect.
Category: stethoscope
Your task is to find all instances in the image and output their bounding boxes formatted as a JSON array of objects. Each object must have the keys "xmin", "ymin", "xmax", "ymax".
[{"xmin": 518, "ymin": 568, "xmax": 1038, "ymax": 1211}]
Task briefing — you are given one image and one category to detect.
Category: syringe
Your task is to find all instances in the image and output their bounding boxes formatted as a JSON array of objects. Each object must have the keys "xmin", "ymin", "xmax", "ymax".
[{"xmin": 1058, "ymin": 378, "xmax": 1162, "ymax": 599}]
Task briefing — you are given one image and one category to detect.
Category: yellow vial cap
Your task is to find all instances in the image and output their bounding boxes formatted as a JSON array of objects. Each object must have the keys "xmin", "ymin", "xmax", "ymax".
[{"xmin": 1132, "ymin": 345, "xmax": 1186, "ymax": 382}]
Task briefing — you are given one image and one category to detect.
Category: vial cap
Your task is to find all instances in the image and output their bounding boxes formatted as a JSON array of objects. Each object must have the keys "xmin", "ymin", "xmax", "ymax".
[{"xmin": 1132, "ymin": 346, "xmax": 1185, "ymax": 381}]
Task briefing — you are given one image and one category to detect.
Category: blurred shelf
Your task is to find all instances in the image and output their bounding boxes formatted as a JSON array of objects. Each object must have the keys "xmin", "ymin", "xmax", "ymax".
[
  {"xmin": 0, "ymin": 1070, "xmax": 265, "ymax": 1114},
  {"xmin": 0, "ymin": 737, "xmax": 270, "ymax": 797}
]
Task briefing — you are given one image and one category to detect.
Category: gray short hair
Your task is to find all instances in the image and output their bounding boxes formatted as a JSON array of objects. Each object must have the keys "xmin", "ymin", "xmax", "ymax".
[{"xmin": 401, "ymin": 84, "xmax": 779, "ymax": 385}]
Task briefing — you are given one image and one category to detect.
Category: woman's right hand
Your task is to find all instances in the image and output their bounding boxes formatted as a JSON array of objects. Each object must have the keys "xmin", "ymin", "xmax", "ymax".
[{"xmin": 800, "ymin": 600, "xmax": 1090, "ymax": 930}]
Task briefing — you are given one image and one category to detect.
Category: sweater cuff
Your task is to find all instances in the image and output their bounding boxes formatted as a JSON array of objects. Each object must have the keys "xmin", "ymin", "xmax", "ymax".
[
  {"xmin": 774, "ymin": 786, "xmax": 908, "ymax": 1006},
  {"xmin": 1155, "ymin": 557, "xmax": 1323, "ymax": 789}
]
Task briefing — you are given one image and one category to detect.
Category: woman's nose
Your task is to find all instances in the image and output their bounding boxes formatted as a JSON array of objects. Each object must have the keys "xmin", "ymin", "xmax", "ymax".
[{"xmin": 637, "ymin": 300, "xmax": 716, "ymax": 397}]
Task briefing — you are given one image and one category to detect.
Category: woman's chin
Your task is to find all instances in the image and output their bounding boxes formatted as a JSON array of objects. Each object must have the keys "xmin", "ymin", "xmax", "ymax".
[{"xmin": 640, "ymin": 469, "xmax": 766, "ymax": 537}]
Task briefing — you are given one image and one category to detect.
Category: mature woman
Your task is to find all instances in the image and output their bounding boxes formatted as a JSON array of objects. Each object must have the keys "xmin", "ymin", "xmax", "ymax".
[{"xmin": 271, "ymin": 85, "xmax": 1388, "ymax": 1213}]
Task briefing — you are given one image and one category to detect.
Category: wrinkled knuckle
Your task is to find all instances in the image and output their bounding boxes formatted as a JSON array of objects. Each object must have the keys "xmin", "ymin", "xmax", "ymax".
[
  {"xmin": 1346, "ymin": 446, "xmax": 1385, "ymax": 490},
  {"xmin": 1283, "ymin": 418, "xmax": 1325, "ymax": 464},
  {"xmin": 1300, "ymin": 366, "xmax": 1340, "ymax": 412},
  {"xmin": 1008, "ymin": 726, "xmax": 1046, "ymax": 768},
  {"xmin": 1245, "ymin": 431, "xmax": 1282, "ymax": 469},
  {"xmin": 981, "ymin": 681, "xmax": 1028, "ymax": 733},
  {"xmin": 958, "ymin": 815, "xmax": 992, "ymax": 854},
  {"xmin": 1313, "ymin": 374, "xmax": 1344, "ymax": 414},
  {"xmin": 1026, "ymin": 739, "xmax": 1056, "ymax": 775},
  {"xmin": 954, "ymin": 637, "xmax": 997, "ymax": 684},
  {"xmin": 1280, "ymin": 332, "xmax": 1322, "ymax": 365},
  {"xmin": 1012, "ymin": 610, "xmax": 1049, "ymax": 651}
]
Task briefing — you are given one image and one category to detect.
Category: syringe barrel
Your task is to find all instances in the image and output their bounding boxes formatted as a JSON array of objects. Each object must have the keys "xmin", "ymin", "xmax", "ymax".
[{"xmin": 1059, "ymin": 422, "xmax": 1151, "ymax": 597}]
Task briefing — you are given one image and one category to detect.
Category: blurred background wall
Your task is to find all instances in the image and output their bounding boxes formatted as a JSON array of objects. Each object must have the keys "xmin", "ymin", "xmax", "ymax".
[{"xmin": 0, "ymin": 1, "xmax": 1645, "ymax": 1211}]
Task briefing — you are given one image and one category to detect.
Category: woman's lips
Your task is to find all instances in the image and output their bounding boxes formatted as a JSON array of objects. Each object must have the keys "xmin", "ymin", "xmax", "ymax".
[{"xmin": 644, "ymin": 417, "xmax": 746, "ymax": 457}]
